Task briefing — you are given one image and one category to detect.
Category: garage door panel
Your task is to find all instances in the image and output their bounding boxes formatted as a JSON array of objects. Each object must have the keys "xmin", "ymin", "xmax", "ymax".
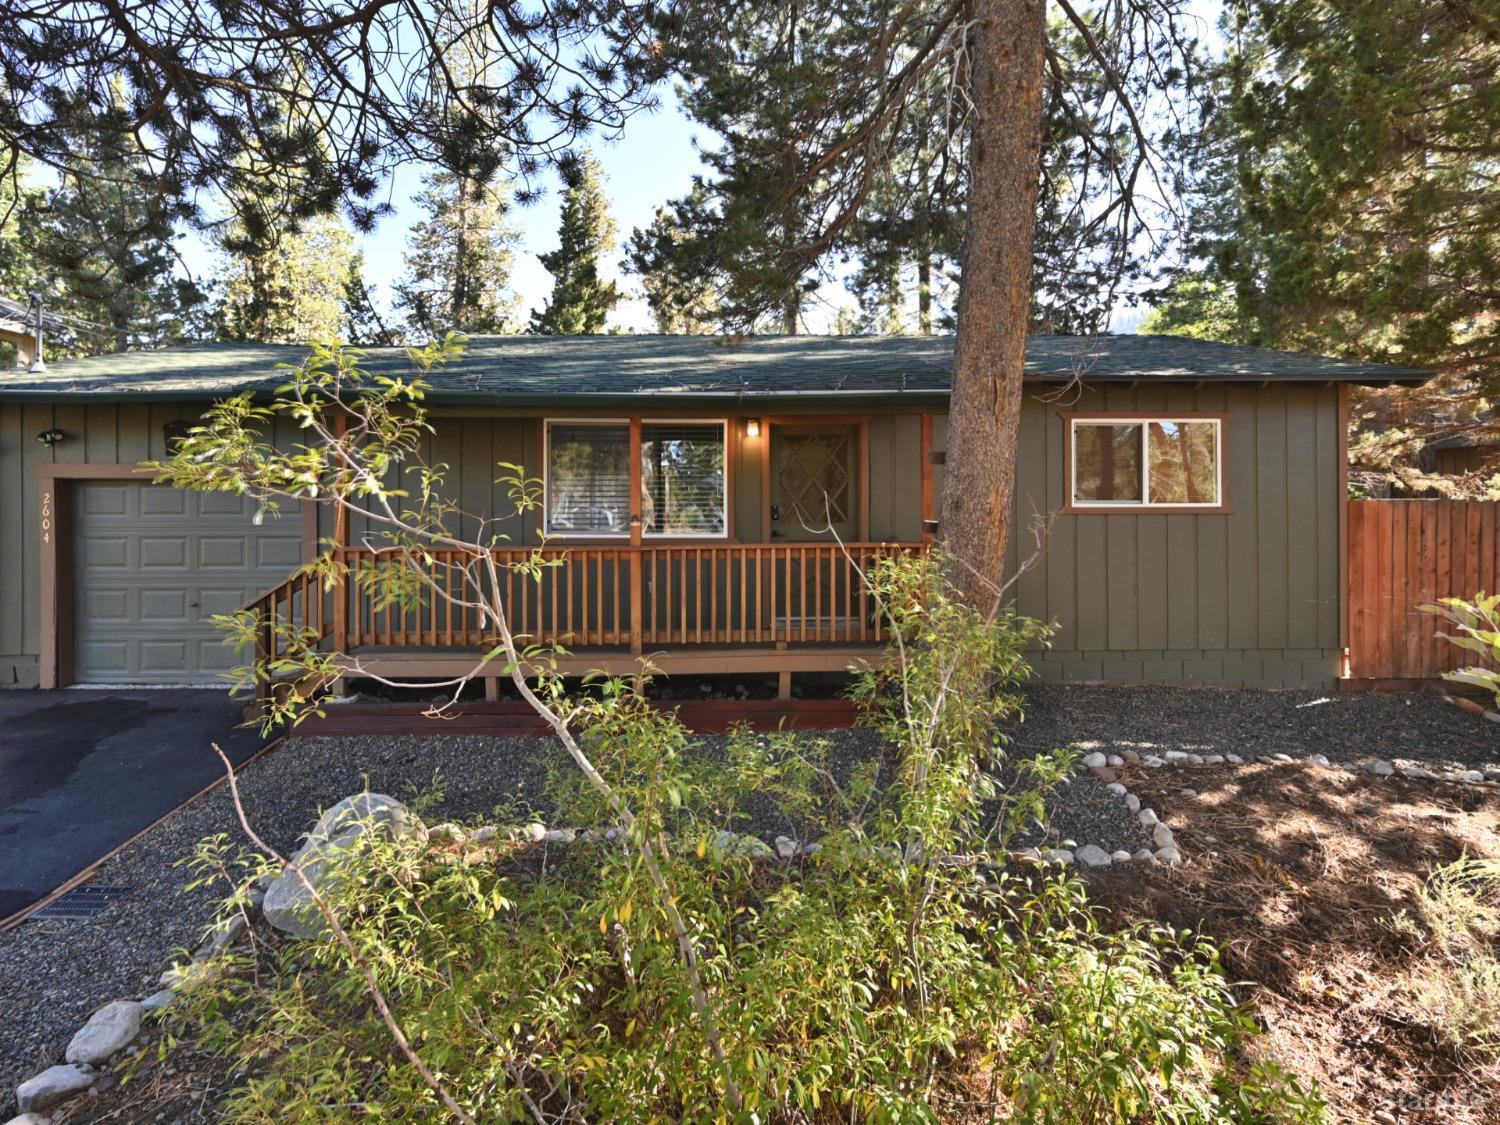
[
  {"xmin": 140, "ymin": 537, "xmax": 190, "ymax": 569},
  {"xmin": 83, "ymin": 589, "xmax": 132, "ymax": 621},
  {"xmin": 257, "ymin": 538, "xmax": 303, "ymax": 568},
  {"xmin": 77, "ymin": 640, "xmax": 130, "ymax": 677},
  {"xmin": 198, "ymin": 587, "xmax": 250, "ymax": 617},
  {"xmin": 196, "ymin": 639, "xmax": 241, "ymax": 672},
  {"xmin": 82, "ymin": 485, "xmax": 129, "ymax": 516},
  {"xmin": 140, "ymin": 589, "xmax": 190, "ymax": 622},
  {"xmin": 78, "ymin": 535, "xmax": 131, "ymax": 569},
  {"xmin": 74, "ymin": 483, "xmax": 303, "ymax": 684},
  {"xmin": 200, "ymin": 536, "xmax": 249, "ymax": 568},
  {"xmin": 200, "ymin": 491, "xmax": 253, "ymax": 515},
  {"xmin": 140, "ymin": 488, "xmax": 189, "ymax": 516},
  {"xmin": 139, "ymin": 640, "xmax": 190, "ymax": 671}
]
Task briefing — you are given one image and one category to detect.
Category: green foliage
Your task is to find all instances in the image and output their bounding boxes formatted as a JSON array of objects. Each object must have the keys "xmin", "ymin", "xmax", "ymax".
[
  {"xmin": 529, "ymin": 151, "xmax": 621, "ymax": 335},
  {"xmin": 395, "ymin": 168, "xmax": 518, "ymax": 339},
  {"xmin": 35, "ymin": 86, "xmax": 207, "ymax": 353},
  {"xmin": 165, "ymin": 553, "xmax": 1318, "ymax": 1123},
  {"xmin": 218, "ymin": 212, "xmax": 360, "ymax": 344},
  {"xmin": 1420, "ymin": 593, "xmax": 1500, "ymax": 705},
  {"xmin": 625, "ymin": 188, "xmax": 722, "ymax": 334},
  {"xmin": 1151, "ymin": 1, "xmax": 1500, "ymax": 486}
]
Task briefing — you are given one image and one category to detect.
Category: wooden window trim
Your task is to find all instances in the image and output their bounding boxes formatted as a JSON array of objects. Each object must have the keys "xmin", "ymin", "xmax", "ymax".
[
  {"xmin": 542, "ymin": 417, "xmax": 732, "ymax": 541},
  {"xmin": 1059, "ymin": 411, "xmax": 1231, "ymax": 515}
]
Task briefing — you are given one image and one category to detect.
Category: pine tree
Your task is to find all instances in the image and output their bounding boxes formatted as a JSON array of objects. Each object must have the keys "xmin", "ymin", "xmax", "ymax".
[
  {"xmin": 218, "ymin": 212, "xmax": 358, "ymax": 343},
  {"xmin": 0, "ymin": 162, "xmax": 41, "ymax": 300},
  {"xmin": 395, "ymin": 169, "xmax": 517, "ymax": 339},
  {"xmin": 626, "ymin": 189, "xmax": 720, "ymax": 333},
  {"xmin": 35, "ymin": 95, "xmax": 202, "ymax": 352},
  {"xmin": 342, "ymin": 251, "xmax": 397, "ymax": 346},
  {"xmin": 530, "ymin": 152, "xmax": 621, "ymax": 335}
]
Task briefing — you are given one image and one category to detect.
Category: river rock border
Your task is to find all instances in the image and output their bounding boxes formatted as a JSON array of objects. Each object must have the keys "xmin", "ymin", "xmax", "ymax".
[
  {"xmin": 1016, "ymin": 737, "xmax": 1500, "ymax": 885},
  {"xmin": 7, "ymin": 903, "xmax": 256, "ymax": 1121}
]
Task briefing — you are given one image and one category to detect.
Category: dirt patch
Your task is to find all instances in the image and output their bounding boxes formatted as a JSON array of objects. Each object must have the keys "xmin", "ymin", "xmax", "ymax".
[{"xmin": 1088, "ymin": 762, "xmax": 1500, "ymax": 1123}]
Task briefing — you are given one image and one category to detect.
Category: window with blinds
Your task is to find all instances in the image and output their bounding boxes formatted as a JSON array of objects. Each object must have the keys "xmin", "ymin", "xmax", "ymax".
[
  {"xmin": 544, "ymin": 420, "xmax": 729, "ymax": 537},
  {"xmin": 545, "ymin": 422, "xmax": 632, "ymax": 535},
  {"xmin": 641, "ymin": 422, "xmax": 727, "ymax": 536}
]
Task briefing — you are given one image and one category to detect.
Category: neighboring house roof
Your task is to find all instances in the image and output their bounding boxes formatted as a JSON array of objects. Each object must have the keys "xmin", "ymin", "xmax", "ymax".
[
  {"xmin": 0, "ymin": 296, "xmax": 70, "ymax": 339},
  {"xmin": 0, "ymin": 333, "xmax": 1433, "ymax": 404}
]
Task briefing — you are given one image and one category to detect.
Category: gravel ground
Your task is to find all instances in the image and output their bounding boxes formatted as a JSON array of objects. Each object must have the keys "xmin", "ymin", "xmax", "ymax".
[
  {"xmin": 1000, "ymin": 683, "xmax": 1500, "ymax": 772},
  {"xmin": 6, "ymin": 682, "xmax": 1493, "ymax": 1108}
]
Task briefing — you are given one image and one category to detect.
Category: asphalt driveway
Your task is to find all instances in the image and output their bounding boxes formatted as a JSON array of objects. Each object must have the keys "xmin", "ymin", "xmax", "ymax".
[{"xmin": 0, "ymin": 689, "xmax": 268, "ymax": 920}]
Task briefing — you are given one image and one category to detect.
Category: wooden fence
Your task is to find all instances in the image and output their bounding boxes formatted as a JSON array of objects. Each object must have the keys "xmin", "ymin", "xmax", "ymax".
[{"xmin": 1347, "ymin": 499, "xmax": 1500, "ymax": 681}]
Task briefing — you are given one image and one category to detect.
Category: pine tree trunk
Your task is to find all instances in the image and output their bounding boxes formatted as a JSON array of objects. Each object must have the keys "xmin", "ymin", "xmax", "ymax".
[
  {"xmin": 940, "ymin": 0, "xmax": 1046, "ymax": 604},
  {"xmin": 454, "ymin": 174, "xmax": 471, "ymax": 332},
  {"xmin": 917, "ymin": 251, "xmax": 933, "ymax": 335}
]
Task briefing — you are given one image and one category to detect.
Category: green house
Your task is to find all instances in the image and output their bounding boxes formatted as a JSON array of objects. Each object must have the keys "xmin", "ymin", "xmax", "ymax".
[{"xmin": 0, "ymin": 334, "xmax": 1430, "ymax": 693}]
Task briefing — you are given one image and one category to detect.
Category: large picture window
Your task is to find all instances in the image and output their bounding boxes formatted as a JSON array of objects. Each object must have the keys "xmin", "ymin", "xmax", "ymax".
[
  {"xmin": 544, "ymin": 419, "xmax": 728, "ymax": 537},
  {"xmin": 1068, "ymin": 415, "xmax": 1225, "ymax": 511}
]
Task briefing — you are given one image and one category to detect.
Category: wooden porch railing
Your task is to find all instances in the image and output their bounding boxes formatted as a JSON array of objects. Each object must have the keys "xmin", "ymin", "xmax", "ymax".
[{"xmin": 245, "ymin": 542, "xmax": 925, "ymax": 665}]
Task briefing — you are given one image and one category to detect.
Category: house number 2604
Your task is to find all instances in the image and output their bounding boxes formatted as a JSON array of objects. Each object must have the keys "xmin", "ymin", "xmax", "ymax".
[{"xmin": 41, "ymin": 491, "xmax": 51, "ymax": 544}]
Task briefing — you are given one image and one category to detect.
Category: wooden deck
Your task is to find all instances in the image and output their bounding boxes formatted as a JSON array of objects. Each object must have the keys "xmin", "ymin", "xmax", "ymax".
[{"xmin": 286, "ymin": 697, "xmax": 862, "ymax": 738}]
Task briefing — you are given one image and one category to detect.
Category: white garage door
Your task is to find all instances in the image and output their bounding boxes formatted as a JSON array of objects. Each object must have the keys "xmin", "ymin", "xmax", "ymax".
[{"xmin": 73, "ymin": 482, "xmax": 304, "ymax": 684}]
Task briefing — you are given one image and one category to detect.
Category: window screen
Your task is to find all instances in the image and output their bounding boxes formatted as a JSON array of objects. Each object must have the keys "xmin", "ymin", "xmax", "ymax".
[
  {"xmin": 641, "ymin": 422, "xmax": 726, "ymax": 535},
  {"xmin": 1147, "ymin": 421, "xmax": 1219, "ymax": 505},
  {"xmin": 546, "ymin": 422, "xmax": 631, "ymax": 535}
]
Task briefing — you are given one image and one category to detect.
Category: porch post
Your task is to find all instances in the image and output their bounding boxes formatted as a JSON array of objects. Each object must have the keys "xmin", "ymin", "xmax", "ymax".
[
  {"xmin": 629, "ymin": 417, "xmax": 643, "ymax": 655},
  {"xmin": 331, "ymin": 415, "xmax": 350, "ymax": 660}
]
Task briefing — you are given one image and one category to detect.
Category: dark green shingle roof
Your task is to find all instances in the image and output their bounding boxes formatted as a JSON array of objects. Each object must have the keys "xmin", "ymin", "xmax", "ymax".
[{"xmin": 0, "ymin": 333, "xmax": 1432, "ymax": 403}]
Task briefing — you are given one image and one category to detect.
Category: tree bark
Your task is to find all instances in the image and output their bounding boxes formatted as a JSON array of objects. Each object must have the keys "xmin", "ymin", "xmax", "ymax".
[{"xmin": 939, "ymin": 0, "xmax": 1046, "ymax": 603}]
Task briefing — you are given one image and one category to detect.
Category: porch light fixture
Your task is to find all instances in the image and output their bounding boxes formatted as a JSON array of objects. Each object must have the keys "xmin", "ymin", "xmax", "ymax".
[
  {"xmin": 35, "ymin": 427, "xmax": 66, "ymax": 447},
  {"xmin": 745, "ymin": 417, "xmax": 761, "ymax": 438}
]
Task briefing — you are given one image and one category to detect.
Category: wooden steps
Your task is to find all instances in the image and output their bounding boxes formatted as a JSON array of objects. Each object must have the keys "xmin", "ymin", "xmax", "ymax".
[{"xmin": 286, "ymin": 697, "xmax": 861, "ymax": 738}]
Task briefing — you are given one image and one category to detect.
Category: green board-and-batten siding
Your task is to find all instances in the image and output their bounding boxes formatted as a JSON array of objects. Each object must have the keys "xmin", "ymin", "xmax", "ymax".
[
  {"xmin": 0, "ymin": 387, "xmax": 1341, "ymax": 688},
  {"xmin": 954, "ymin": 383, "xmax": 1343, "ymax": 687}
]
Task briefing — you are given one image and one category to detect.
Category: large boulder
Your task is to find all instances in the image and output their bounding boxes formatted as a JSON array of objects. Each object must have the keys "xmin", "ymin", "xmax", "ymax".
[
  {"xmin": 263, "ymin": 794, "xmax": 423, "ymax": 940},
  {"xmin": 65, "ymin": 999, "xmax": 142, "ymax": 1066},
  {"xmin": 15, "ymin": 1065, "xmax": 93, "ymax": 1114}
]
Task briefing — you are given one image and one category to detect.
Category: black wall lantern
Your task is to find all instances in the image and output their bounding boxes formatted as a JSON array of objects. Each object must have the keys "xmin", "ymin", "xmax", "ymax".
[{"xmin": 35, "ymin": 428, "xmax": 66, "ymax": 447}]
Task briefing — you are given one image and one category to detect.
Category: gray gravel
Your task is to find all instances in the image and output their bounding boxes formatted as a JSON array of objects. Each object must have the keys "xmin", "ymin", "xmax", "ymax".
[
  {"xmin": 1000, "ymin": 684, "xmax": 1500, "ymax": 772},
  {"xmin": 8, "ymin": 682, "xmax": 1487, "ymax": 1108},
  {"xmin": 0, "ymin": 720, "xmax": 1134, "ymax": 1107}
]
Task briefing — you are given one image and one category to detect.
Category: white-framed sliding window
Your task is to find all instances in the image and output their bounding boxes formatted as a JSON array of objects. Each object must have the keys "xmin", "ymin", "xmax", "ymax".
[
  {"xmin": 1065, "ymin": 414, "xmax": 1227, "ymax": 512},
  {"xmin": 543, "ymin": 418, "xmax": 729, "ymax": 538}
]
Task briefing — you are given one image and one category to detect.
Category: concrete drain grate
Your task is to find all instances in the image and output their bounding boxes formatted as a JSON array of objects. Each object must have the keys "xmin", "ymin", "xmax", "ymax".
[{"xmin": 30, "ymin": 885, "xmax": 132, "ymax": 922}]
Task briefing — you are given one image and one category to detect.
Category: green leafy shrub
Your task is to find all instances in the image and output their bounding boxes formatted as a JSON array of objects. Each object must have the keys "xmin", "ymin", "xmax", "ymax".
[
  {"xmin": 164, "ymin": 553, "xmax": 1320, "ymax": 1123},
  {"xmin": 1420, "ymin": 593, "xmax": 1500, "ymax": 705}
]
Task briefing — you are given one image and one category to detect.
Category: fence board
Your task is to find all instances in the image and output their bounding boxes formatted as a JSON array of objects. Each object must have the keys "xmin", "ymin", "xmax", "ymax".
[{"xmin": 1348, "ymin": 499, "xmax": 1500, "ymax": 680}]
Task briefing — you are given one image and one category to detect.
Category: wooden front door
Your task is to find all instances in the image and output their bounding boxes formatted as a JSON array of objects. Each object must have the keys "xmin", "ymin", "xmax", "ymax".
[{"xmin": 769, "ymin": 424, "xmax": 859, "ymax": 541}]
